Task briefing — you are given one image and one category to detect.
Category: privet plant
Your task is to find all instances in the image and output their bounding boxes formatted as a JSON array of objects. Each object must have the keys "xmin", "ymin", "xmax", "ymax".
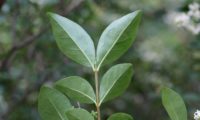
[
  {"xmin": 38, "ymin": 10, "xmax": 142, "ymax": 120},
  {"xmin": 37, "ymin": 10, "xmax": 190, "ymax": 120}
]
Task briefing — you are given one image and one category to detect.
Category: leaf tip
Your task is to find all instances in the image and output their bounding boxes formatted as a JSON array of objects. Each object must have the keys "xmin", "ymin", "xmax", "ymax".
[
  {"xmin": 46, "ymin": 12, "xmax": 60, "ymax": 21},
  {"xmin": 130, "ymin": 10, "xmax": 142, "ymax": 21},
  {"xmin": 135, "ymin": 10, "xmax": 142, "ymax": 14},
  {"xmin": 121, "ymin": 63, "xmax": 133, "ymax": 69},
  {"xmin": 126, "ymin": 63, "xmax": 133, "ymax": 67},
  {"xmin": 161, "ymin": 86, "xmax": 173, "ymax": 94},
  {"xmin": 46, "ymin": 12, "xmax": 54, "ymax": 17}
]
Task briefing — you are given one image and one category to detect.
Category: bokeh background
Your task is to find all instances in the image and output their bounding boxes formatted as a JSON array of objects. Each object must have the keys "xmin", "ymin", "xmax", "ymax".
[{"xmin": 0, "ymin": 0, "xmax": 200, "ymax": 120}]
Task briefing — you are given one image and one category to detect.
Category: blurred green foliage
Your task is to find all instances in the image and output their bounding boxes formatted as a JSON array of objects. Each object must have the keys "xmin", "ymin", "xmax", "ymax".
[{"xmin": 0, "ymin": 0, "xmax": 200, "ymax": 120}]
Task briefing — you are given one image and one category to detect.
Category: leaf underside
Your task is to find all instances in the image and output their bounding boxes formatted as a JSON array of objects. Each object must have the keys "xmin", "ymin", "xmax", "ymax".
[
  {"xmin": 38, "ymin": 86, "xmax": 73, "ymax": 120},
  {"xmin": 48, "ymin": 13, "xmax": 96, "ymax": 69},
  {"xmin": 55, "ymin": 76, "xmax": 96, "ymax": 104},
  {"xmin": 99, "ymin": 63, "xmax": 133, "ymax": 104},
  {"xmin": 96, "ymin": 10, "xmax": 142, "ymax": 69}
]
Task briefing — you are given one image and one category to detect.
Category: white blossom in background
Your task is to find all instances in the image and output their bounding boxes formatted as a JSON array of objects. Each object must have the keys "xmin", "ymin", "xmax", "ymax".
[
  {"xmin": 188, "ymin": 2, "xmax": 200, "ymax": 20},
  {"xmin": 165, "ymin": 2, "xmax": 200, "ymax": 35},
  {"xmin": 174, "ymin": 13, "xmax": 190, "ymax": 27},
  {"xmin": 194, "ymin": 110, "xmax": 200, "ymax": 120}
]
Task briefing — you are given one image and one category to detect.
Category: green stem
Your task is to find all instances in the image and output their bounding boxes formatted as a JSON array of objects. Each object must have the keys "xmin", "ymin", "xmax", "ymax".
[{"xmin": 94, "ymin": 70, "xmax": 101, "ymax": 120}]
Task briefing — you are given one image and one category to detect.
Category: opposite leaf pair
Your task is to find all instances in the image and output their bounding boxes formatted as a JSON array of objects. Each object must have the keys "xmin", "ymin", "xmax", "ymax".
[
  {"xmin": 38, "ymin": 63, "xmax": 133, "ymax": 120},
  {"xmin": 55, "ymin": 63, "xmax": 133, "ymax": 105},
  {"xmin": 48, "ymin": 10, "xmax": 141, "ymax": 70}
]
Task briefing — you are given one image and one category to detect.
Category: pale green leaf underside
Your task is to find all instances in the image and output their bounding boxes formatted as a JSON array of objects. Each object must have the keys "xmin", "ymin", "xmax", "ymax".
[
  {"xmin": 48, "ymin": 13, "xmax": 95, "ymax": 69},
  {"xmin": 108, "ymin": 113, "xmax": 133, "ymax": 120},
  {"xmin": 66, "ymin": 108, "xmax": 94, "ymax": 120},
  {"xmin": 55, "ymin": 76, "xmax": 96, "ymax": 104},
  {"xmin": 38, "ymin": 86, "xmax": 73, "ymax": 120},
  {"xmin": 96, "ymin": 10, "xmax": 142, "ymax": 70},
  {"xmin": 162, "ymin": 87, "xmax": 187, "ymax": 120},
  {"xmin": 99, "ymin": 63, "xmax": 133, "ymax": 104}
]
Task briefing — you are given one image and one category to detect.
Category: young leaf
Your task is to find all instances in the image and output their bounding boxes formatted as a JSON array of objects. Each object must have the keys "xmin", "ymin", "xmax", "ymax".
[
  {"xmin": 99, "ymin": 63, "xmax": 133, "ymax": 104},
  {"xmin": 96, "ymin": 10, "xmax": 142, "ymax": 70},
  {"xmin": 161, "ymin": 87, "xmax": 187, "ymax": 120},
  {"xmin": 38, "ymin": 86, "xmax": 73, "ymax": 120},
  {"xmin": 66, "ymin": 108, "xmax": 94, "ymax": 120},
  {"xmin": 108, "ymin": 113, "xmax": 134, "ymax": 120},
  {"xmin": 55, "ymin": 76, "xmax": 96, "ymax": 104},
  {"xmin": 48, "ymin": 13, "xmax": 96, "ymax": 69}
]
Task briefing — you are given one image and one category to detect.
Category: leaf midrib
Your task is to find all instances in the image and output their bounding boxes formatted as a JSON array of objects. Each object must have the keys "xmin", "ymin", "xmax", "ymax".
[
  {"xmin": 99, "ymin": 66, "xmax": 130, "ymax": 104},
  {"xmin": 59, "ymin": 85, "xmax": 96, "ymax": 104},
  {"xmin": 48, "ymin": 98, "xmax": 66, "ymax": 120},
  {"xmin": 52, "ymin": 16, "xmax": 95, "ymax": 69},
  {"xmin": 97, "ymin": 16, "xmax": 133, "ymax": 70}
]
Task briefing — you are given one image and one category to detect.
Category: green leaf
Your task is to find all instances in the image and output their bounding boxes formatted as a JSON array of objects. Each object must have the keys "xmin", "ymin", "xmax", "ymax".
[
  {"xmin": 55, "ymin": 76, "xmax": 96, "ymax": 104},
  {"xmin": 99, "ymin": 63, "xmax": 133, "ymax": 104},
  {"xmin": 66, "ymin": 108, "xmax": 94, "ymax": 120},
  {"xmin": 96, "ymin": 10, "xmax": 142, "ymax": 70},
  {"xmin": 161, "ymin": 87, "xmax": 187, "ymax": 120},
  {"xmin": 48, "ymin": 13, "xmax": 95, "ymax": 69},
  {"xmin": 38, "ymin": 86, "xmax": 73, "ymax": 120},
  {"xmin": 108, "ymin": 113, "xmax": 134, "ymax": 120}
]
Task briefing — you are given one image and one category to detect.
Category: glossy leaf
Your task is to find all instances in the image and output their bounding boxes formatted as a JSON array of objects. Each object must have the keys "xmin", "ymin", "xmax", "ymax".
[
  {"xmin": 48, "ymin": 13, "xmax": 95, "ymax": 69},
  {"xmin": 96, "ymin": 10, "xmax": 142, "ymax": 70},
  {"xmin": 66, "ymin": 108, "xmax": 94, "ymax": 120},
  {"xmin": 55, "ymin": 76, "xmax": 96, "ymax": 104},
  {"xmin": 38, "ymin": 86, "xmax": 73, "ymax": 120},
  {"xmin": 99, "ymin": 63, "xmax": 133, "ymax": 104},
  {"xmin": 108, "ymin": 113, "xmax": 133, "ymax": 120},
  {"xmin": 162, "ymin": 87, "xmax": 187, "ymax": 120}
]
